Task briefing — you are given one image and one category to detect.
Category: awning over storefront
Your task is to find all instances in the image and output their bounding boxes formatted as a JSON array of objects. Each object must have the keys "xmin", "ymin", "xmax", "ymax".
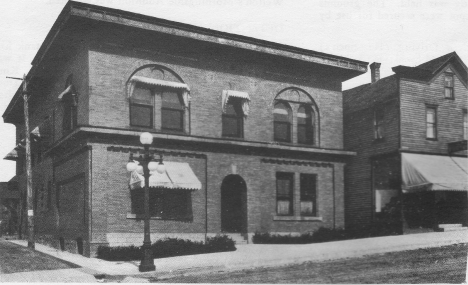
[
  {"xmin": 402, "ymin": 153, "xmax": 468, "ymax": 192},
  {"xmin": 129, "ymin": 161, "xmax": 201, "ymax": 190}
]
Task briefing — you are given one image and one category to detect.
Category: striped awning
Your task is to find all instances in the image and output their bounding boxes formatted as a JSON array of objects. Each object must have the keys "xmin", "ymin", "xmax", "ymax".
[
  {"xmin": 130, "ymin": 76, "xmax": 190, "ymax": 91},
  {"xmin": 402, "ymin": 153, "xmax": 468, "ymax": 192},
  {"xmin": 129, "ymin": 161, "xmax": 201, "ymax": 191},
  {"xmin": 221, "ymin": 90, "xmax": 250, "ymax": 116}
]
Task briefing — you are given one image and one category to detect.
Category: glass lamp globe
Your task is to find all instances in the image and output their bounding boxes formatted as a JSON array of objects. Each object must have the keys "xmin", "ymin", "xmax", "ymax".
[
  {"xmin": 148, "ymin": 161, "xmax": 158, "ymax": 172},
  {"xmin": 136, "ymin": 165, "xmax": 144, "ymax": 174},
  {"xmin": 156, "ymin": 162, "xmax": 166, "ymax": 174},
  {"xmin": 126, "ymin": 161, "xmax": 138, "ymax": 172},
  {"xmin": 140, "ymin": 132, "xmax": 153, "ymax": 145}
]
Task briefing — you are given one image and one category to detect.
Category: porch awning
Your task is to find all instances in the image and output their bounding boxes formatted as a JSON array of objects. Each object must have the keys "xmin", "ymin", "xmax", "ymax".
[
  {"xmin": 402, "ymin": 153, "xmax": 468, "ymax": 192},
  {"xmin": 129, "ymin": 161, "xmax": 201, "ymax": 190}
]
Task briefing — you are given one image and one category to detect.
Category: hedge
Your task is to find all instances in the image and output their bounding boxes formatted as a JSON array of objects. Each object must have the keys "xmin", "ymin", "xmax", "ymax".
[
  {"xmin": 253, "ymin": 224, "xmax": 400, "ymax": 244},
  {"xmin": 97, "ymin": 235, "xmax": 236, "ymax": 261}
]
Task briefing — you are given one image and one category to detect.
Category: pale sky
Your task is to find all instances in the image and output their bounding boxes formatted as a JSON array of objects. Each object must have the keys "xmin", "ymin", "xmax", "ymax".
[{"xmin": 1, "ymin": 0, "xmax": 467, "ymax": 181}]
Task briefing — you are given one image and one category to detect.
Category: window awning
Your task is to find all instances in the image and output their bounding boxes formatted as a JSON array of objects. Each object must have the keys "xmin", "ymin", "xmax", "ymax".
[
  {"xmin": 129, "ymin": 161, "xmax": 201, "ymax": 191},
  {"xmin": 4, "ymin": 148, "xmax": 19, "ymax": 161},
  {"xmin": 221, "ymin": 90, "xmax": 250, "ymax": 116},
  {"xmin": 402, "ymin": 153, "xmax": 468, "ymax": 192},
  {"xmin": 130, "ymin": 76, "xmax": 190, "ymax": 91}
]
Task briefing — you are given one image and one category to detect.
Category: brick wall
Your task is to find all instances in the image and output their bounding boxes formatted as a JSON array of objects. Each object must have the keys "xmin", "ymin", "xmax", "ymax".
[
  {"xmin": 400, "ymin": 65, "xmax": 468, "ymax": 153},
  {"xmin": 87, "ymin": 39, "xmax": 344, "ymax": 149}
]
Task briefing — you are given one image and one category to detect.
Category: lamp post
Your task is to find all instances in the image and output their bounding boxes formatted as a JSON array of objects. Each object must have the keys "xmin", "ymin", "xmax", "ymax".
[{"xmin": 126, "ymin": 132, "xmax": 166, "ymax": 272}]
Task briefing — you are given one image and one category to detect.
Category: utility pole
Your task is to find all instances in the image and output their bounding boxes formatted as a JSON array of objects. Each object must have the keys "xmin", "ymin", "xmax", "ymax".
[
  {"xmin": 6, "ymin": 75, "xmax": 34, "ymax": 248},
  {"xmin": 23, "ymin": 75, "xmax": 35, "ymax": 249}
]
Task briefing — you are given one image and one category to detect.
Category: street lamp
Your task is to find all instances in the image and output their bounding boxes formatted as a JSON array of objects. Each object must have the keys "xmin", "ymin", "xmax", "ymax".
[{"xmin": 126, "ymin": 132, "xmax": 166, "ymax": 272}]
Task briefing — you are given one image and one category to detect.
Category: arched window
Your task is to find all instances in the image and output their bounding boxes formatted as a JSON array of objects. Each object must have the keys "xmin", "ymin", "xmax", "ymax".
[
  {"xmin": 297, "ymin": 105, "xmax": 314, "ymax": 145},
  {"xmin": 273, "ymin": 102, "xmax": 292, "ymax": 142},
  {"xmin": 222, "ymin": 98, "xmax": 244, "ymax": 138},
  {"xmin": 127, "ymin": 65, "xmax": 190, "ymax": 132}
]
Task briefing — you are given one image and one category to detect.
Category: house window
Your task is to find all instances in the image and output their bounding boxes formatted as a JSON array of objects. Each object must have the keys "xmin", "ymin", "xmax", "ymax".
[
  {"xmin": 300, "ymin": 174, "xmax": 317, "ymax": 216},
  {"xmin": 161, "ymin": 91, "xmax": 184, "ymax": 131},
  {"xmin": 222, "ymin": 98, "xmax": 244, "ymax": 138},
  {"xmin": 297, "ymin": 105, "xmax": 314, "ymax": 145},
  {"xmin": 374, "ymin": 108, "xmax": 384, "ymax": 139},
  {"xmin": 276, "ymin": 172, "xmax": 294, "ymax": 216},
  {"xmin": 274, "ymin": 102, "xmax": 292, "ymax": 142},
  {"xmin": 130, "ymin": 85, "xmax": 153, "ymax": 128},
  {"xmin": 444, "ymin": 73, "xmax": 454, "ymax": 99},
  {"xmin": 426, "ymin": 106, "xmax": 437, "ymax": 139},
  {"xmin": 130, "ymin": 189, "xmax": 192, "ymax": 221},
  {"xmin": 62, "ymin": 97, "xmax": 77, "ymax": 132},
  {"xmin": 464, "ymin": 110, "xmax": 467, "ymax": 140}
]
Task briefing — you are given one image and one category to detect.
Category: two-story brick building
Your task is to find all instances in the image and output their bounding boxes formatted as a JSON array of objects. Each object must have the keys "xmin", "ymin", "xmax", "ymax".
[
  {"xmin": 2, "ymin": 2, "xmax": 367, "ymax": 256},
  {"xmin": 343, "ymin": 52, "xmax": 467, "ymax": 234}
]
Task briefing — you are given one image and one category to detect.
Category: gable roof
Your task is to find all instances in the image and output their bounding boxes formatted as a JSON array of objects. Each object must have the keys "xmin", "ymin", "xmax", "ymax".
[{"xmin": 392, "ymin": 52, "xmax": 467, "ymax": 84}]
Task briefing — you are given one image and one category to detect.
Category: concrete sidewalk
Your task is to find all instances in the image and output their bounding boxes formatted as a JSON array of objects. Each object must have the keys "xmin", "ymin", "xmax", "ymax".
[
  {"xmin": 6, "ymin": 230, "xmax": 468, "ymax": 280},
  {"xmin": 0, "ymin": 268, "xmax": 98, "ymax": 283}
]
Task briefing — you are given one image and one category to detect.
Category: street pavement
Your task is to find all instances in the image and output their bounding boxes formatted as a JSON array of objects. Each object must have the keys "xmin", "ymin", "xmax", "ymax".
[{"xmin": 1, "ymin": 230, "xmax": 467, "ymax": 282}]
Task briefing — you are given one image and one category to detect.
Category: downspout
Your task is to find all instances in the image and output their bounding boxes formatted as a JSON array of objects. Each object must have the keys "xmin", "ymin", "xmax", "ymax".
[
  {"xmin": 88, "ymin": 145, "xmax": 93, "ymax": 256},
  {"xmin": 332, "ymin": 163, "xmax": 336, "ymax": 229},
  {"xmin": 205, "ymin": 154, "xmax": 208, "ymax": 243}
]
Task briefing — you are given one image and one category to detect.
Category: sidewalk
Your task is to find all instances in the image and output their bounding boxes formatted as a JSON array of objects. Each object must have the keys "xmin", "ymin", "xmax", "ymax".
[
  {"xmin": 0, "ymin": 268, "xmax": 98, "ymax": 283},
  {"xmin": 6, "ymin": 230, "xmax": 468, "ymax": 280}
]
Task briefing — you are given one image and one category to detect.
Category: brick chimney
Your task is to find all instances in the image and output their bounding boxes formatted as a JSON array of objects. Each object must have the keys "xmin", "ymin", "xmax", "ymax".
[{"xmin": 370, "ymin": 62, "xmax": 381, "ymax": 83}]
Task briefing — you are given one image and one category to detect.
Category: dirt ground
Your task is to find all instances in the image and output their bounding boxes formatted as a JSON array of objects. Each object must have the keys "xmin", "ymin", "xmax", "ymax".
[{"xmin": 152, "ymin": 243, "xmax": 468, "ymax": 284}]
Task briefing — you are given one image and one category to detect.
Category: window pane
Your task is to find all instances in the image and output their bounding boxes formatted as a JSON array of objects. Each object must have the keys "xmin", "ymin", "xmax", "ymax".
[
  {"xmin": 274, "ymin": 122, "xmax": 290, "ymax": 142},
  {"xmin": 273, "ymin": 103, "xmax": 291, "ymax": 122},
  {"xmin": 444, "ymin": 74, "xmax": 453, "ymax": 87},
  {"xmin": 300, "ymin": 201, "xmax": 314, "ymax": 215},
  {"xmin": 426, "ymin": 109, "xmax": 435, "ymax": 123},
  {"xmin": 162, "ymin": 109, "xmax": 183, "ymax": 131},
  {"xmin": 427, "ymin": 124, "xmax": 435, "ymax": 138},
  {"xmin": 130, "ymin": 104, "xmax": 153, "ymax": 127},
  {"xmin": 444, "ymin": 88, "xmax": 453, "ymax": 98},
  {"xmin": 277, "ymin": 200, "xmax": 291, "ymax": 215},
  {"xmin": 222, "ymin": 116, "xmax": 241, "ymax": 137},
  {"xmin": 162, "ymin": 91, "xmax": 183, "ymax": 110},
  {"xmin": 297, "ymin": 106, "xmax": 311, "ymax": 125},
  {"xmin": 132, "ymin": 86, "xmax": 153, "ymax": 103},
  {"xmin": 298, "ymin": 125, "xmax": 314, "ymax": 144},
  {"xmin": 276, "ymin": 173, "xmax": 293, "ymax": 215}
]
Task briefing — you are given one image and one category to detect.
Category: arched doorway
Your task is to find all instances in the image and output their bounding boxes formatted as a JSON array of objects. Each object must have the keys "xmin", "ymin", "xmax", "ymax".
[{"xmin": 221, "ymin": 175, "xmax": 247, "ymax": 233}]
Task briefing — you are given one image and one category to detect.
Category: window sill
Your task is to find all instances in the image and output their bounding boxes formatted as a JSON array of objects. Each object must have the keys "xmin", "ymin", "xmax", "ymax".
[
  {"xmin": 273, "ymin": 216, "xmax": 323, "ymax": 221},
  {"xmin": 126, "ymin": 213, "xmax": 162, "ymax": 220},
  {"xmin": 373, "ymin": 138, "xmax": 385, "ymax": 144},
  {"xmin": 426, "ymin": 138, "xmax": 438, "ymax": 141}
]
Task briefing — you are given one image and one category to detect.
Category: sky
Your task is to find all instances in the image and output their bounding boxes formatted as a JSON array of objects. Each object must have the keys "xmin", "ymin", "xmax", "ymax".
[{"xmin": 0, "ymin": 0, "xmax": 467, "ymax": 181}]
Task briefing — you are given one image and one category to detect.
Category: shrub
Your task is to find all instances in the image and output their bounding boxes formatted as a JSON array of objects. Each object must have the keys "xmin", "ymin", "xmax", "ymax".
[
  {"xmin": 252, "ymin": 232, "xmax": 315, "ymax": 244},
  {"xmin": 311, "ymin": 227, "xmax": 347, "ymax": 243},
  {"xmin": 96, "ymin": 235, "xmax": 236, "ymax": 261},
  {"xmin": 205, "ymin": 235, "xmax": 236, "ymax": 252},
  {"xmin": 97, "ymin": 245, "xmax": 142, "ymax": 261}
]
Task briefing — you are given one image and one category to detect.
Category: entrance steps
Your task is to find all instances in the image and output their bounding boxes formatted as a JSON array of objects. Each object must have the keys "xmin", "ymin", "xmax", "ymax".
[
  {"xmin": 435, "ymin": 224, "xmax": 468, "ymax": 232},
  {"xmin": 224, "ymin": 233, "xmax": 249, "ymax": 245}
]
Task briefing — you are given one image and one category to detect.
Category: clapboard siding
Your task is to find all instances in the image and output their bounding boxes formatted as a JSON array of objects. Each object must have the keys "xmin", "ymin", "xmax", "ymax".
[
  {"xmin": 343, "ymin": 76, "xmax": 400, "ymax": 227},
  {"xmin": 400, "ymin": 66, "xmax": 468, "ymax": 153}
]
